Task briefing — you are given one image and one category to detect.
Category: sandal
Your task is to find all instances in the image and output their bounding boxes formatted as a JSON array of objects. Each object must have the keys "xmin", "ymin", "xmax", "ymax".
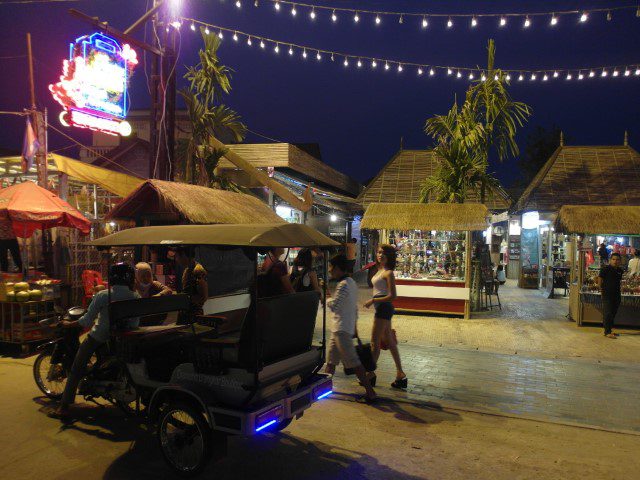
[{"xmin": 391, "ymin": 377, "xmax": 408, "ymax": 389}]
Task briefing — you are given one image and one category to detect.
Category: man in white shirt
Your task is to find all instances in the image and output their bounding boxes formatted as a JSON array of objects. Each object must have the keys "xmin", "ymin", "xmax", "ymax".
[
  {"xmin": 324, "ymin": 254, "xmax": 376, "ymax": 403},
  {"xmin": 628, "ymin": 250, "xmax": 640, "ymax": 276}
]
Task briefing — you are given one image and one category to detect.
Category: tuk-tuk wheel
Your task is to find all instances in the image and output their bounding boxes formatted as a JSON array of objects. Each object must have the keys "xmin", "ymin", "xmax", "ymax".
[{"xmin": 158, "ymin": 401, "xmax": 212, "ymax": 477}]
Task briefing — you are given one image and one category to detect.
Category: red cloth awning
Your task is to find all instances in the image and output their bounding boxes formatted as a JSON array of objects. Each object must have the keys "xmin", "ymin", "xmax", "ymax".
[{"xmin": 0, "ymin": 181, "xmax": 91, "ymax": 237}]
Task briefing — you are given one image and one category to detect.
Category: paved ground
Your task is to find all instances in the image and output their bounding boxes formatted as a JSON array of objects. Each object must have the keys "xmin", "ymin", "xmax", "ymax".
[
  {"xmin": 1, "ymin": 356, "xmax": 639, "ymax": 480},
  {"xmin": 348, "ymin": 279, "xmax": 640, "ymax": 364}
]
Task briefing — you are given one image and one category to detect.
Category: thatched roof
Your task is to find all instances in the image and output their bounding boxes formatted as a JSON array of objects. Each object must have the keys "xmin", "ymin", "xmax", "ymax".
[
  {"xmin": 515, "ymin": 145, "xmax": 640, "ymax": 212},
  {"xmin": 361, "ymin": 202, "xmax": 489, "ymax": 231},
  {"xmin": 107, "ymin": 180, "xmax": 283, "ymax": 224},
  {"xmin": 555, "ymin": 205, "xmax": 640, "ymax": 234},
  {"xmin": 358, "ymin": 149, "xmax": 511, "ymax": 211}
]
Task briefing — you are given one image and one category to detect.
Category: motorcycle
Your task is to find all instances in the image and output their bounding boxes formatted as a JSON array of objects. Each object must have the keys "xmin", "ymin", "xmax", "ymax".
[{"xmin": 33, "ymin": 306, "xmax": 141, "ymax": 414}]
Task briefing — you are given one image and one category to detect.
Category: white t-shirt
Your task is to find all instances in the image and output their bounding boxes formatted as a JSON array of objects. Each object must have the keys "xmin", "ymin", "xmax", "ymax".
[
  {"xmin": 628, "ymin": 257, "xmax": 640, "ymax": 276},
  {"xmin": 328, "ymin": 277, "xmax": 358, "ymax": 334}
]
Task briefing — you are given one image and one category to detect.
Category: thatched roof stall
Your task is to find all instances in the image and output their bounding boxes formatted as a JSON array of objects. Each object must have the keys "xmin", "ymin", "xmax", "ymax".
[
  {"xmin": 555, "ymin": 205, "xmax": 640, "ymax": 235},
  {"xmin": 358, "ymin": 150, "xmax": 511, "ymax": 211},
  {"xmin": 515, "ymin": 145, "xmax": 640, "ymax": 213},
  {"xmin": 361, "ymin": 203, "xmax": 489, "ymax": 231},
  {"xmin": 107, "ymin": 179, "xmax": 283, "ymax": 224}
]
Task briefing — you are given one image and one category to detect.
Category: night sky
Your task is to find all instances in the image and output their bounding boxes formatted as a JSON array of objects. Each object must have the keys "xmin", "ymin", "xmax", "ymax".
[{"xmin": 0, "ymin": 0, "xmax": 639, "ymax": 188}]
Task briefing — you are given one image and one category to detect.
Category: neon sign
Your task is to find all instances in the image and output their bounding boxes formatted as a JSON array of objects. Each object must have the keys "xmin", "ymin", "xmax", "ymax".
[{"xmin": 50, "ymin": 32, "xmax": 138, "ymax": 136}]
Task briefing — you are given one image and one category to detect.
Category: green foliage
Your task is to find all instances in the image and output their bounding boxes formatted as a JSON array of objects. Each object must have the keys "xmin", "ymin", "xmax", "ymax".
[
  {"xmin": 421, "ymin": 40, "xmax": 531, "ymax": 204},
  {"xmin": 177, "ymin": 28, "xmax": 247, "ymax": 186}
]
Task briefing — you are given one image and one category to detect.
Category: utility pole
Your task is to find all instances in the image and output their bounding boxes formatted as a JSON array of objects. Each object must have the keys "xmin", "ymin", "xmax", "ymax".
[{"xmin": 26, "ymin": 32, "xmax": 47, "ymax": 188}]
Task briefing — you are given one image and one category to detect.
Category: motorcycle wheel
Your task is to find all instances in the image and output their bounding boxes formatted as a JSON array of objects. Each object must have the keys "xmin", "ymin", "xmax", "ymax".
[
  {"xmin": 33, "ymin": 349, "xmax": 67, "ymax": 399},
  {"xmin": 158, "ymin": 402, "xmax": 212, "ymax": 477}
]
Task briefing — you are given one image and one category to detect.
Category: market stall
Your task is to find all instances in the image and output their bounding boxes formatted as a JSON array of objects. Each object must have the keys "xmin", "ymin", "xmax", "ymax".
[
  {"xmin": 555, "ymin": 205, "xmax": 640, "ymax": 327},
  {"xmin": 0, "ymin": 181, "xmax": 91, "ymax": 352},
  {"xmin": 361, "ymin": 203, "xmax": 489, "ymax": 319}
]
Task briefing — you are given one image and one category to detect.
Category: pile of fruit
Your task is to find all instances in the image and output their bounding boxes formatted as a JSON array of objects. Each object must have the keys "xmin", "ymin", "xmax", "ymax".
[{"xmin": 4, "ymin": 282, "xmax": 43, "ymax": 302}]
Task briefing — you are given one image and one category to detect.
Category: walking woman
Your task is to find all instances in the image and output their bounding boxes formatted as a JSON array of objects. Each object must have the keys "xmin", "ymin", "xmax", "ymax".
[{"xmin": 364, "ymin": 244, "xmax": 407, "ymax": 389}]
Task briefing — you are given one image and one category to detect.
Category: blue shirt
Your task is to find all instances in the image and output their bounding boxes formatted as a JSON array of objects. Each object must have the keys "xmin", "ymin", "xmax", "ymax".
[{"xmin": 79, "ymin": 285, "xmax": 140, "ymax": 343}]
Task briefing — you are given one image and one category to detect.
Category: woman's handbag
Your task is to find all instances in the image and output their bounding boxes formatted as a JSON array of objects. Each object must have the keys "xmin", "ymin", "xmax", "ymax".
[
  {"xmin": 344, "ymin": 336, "xmax": 377, "ymax": 375},
  {"xmin": 380, "ymin": 329, "xmax": 397, "ymax": 351}
]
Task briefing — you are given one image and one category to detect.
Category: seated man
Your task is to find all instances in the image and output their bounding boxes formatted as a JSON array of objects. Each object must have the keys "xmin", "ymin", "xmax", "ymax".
[
  {"xmin": 135, "ymin": 262, "xmax": 173, "ymax": 298},
  {"xmin": 51, "ymin": 263, "xmax": 139, "ymax": 418},
  {"xmin": 175, "ymin": 247, "xmax": 208, "ymax": 325}
]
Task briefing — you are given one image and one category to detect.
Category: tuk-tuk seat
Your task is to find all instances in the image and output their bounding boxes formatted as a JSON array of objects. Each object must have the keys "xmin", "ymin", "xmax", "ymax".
[{"xmin": 195, "ymin": 291, "xmax": 320, "ymax": 370}]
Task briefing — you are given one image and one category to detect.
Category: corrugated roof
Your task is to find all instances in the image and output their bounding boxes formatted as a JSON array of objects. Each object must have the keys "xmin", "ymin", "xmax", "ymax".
[
  {"xmin": 358, "ymin": 149, "xmax": 511, "ymax": 210},
  {"xmin": 515, "ymin": 145, "xmax": 640, "ymax": 212}
]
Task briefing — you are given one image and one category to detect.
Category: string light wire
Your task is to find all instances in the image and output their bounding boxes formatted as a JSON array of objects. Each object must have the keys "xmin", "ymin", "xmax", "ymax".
[{"xmin": 184, "ymin": 18, "xmax": 640, "ymax": 81}]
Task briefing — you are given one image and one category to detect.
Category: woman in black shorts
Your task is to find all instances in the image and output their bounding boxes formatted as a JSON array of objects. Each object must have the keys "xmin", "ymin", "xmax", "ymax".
[{"xmin": 364, "ymin": 244, "xmax": 407, "ymax": 389}]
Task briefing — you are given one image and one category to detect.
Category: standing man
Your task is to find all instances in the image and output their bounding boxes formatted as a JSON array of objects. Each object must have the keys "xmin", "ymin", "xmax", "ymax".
[
  {"xmin": 597, "ymin": 242, "xmax": 609, "ymax": 265},
  {"xmin": 344, "ymin": 238, "xmax": 358, "ymax": 274},
  {"xmin": 597, "ymin": 252, "xmax": 623, "ymax": 339},
  {"xmin": 0, "ymin": 218, "xmax": 23, "ymax": 272}
]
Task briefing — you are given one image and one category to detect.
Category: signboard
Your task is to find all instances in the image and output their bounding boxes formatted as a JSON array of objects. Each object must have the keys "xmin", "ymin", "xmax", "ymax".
[
  {"xmin": 508, "ymin": 235, "xmax": 520, "ymax": 261},
  {"xmin": 50, "ymin": 32, "xmax": 138, "ymax": 136}
]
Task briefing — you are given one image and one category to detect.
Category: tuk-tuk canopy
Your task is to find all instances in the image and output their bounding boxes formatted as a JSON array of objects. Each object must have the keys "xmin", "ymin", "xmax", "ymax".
[{"xmin": 88, "ymin": 222, "xmax": 341, "ymax": 248}]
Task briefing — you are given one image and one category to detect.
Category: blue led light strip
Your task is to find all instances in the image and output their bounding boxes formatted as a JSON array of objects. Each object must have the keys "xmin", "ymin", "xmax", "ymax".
[
  {"xmin": 255, "ymin": 419, "xmax": 278, "ymax": 432},
  {"xmin": 317, "ymin": 390, "xmax": 333, "ymax": 400}
]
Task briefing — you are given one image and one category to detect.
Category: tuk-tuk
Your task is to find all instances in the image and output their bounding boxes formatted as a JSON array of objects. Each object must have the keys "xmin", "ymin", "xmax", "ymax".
[{"xmin": 88, "ymin": 222, "xmax": 338, "ymax": 475}]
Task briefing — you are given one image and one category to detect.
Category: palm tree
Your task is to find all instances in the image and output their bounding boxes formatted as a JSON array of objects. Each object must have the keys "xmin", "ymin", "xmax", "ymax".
[
  {"xmin": 421, "ymin": 39, "xmax": 531, "ymax": 204},
  {"xmin": 177, "ymin": 28, "xmax": 247, "ymax": 187}
]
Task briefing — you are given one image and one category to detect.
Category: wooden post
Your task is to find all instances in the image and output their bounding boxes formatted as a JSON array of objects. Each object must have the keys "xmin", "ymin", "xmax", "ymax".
[{"xmin": 464, "ymin": 230, "xmax": 472, "ymax": 319}]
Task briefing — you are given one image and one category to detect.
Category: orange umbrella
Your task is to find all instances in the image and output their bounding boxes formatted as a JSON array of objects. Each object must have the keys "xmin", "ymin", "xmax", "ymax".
[{"xmin": 0, "ymin": 181, "xmax": 91, "ymax": 237}]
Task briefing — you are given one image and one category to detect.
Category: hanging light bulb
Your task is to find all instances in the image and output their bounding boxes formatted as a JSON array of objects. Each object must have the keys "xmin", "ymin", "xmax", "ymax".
[
  {"xmin": 613, "ymin": 70, "xmax": 619, "ymax": 77},
  {"xmin": 543, "ymin": 74, "xmax": 548, "ymax": 81},
  {"xmin": 601, "ymin": 69, "xmax": 608, "ymax": 77},
  {"xmin": 566, "ymin": 73, "xmax": 573, "ymax": 80},
  {"xmin": 429, "ymin": 68, "xmax": 435, "ymax": 76},
  {"xmin": 233, "ymin": 31, "xmax": 238, "ymax": 41},
  {"xmin": 274, "ymin": 44, "xmax": 279, "ymax": 53},
  {"xmin": 624, "ymin": 69, "xmax": 630, "ymax": 76},
  {"xmin": 274, "ymin": 1, "xmax": 280, "ymax": 11},
  {"xmin": 288, "ymin": 46, "xmax": 293, "ymax": 55},
  {"xmin": 354, "ymin": 12, "xmax": 360, "ymax": 23},
  {"xmin": 607, "ymin": 11, "xmax": 612, "ymax": 21},
  {"xmin": 316, "ymin": 51, "xmax": 321, "ymax": 61},
  {"xmin": 310, "ymin": 8, "xmax": 316, "ymax": 20},
  {"xmin": 550, "ymin": 15, "xmax": 558, "ymax": 26},
  {"xmin": 331, "ymin": 53, "xmax": 334, "ymax": 61},
  {"xmin": 235, "ymin": 0, "xmax": 241, "ymax": 8},
  {"xmin": 499, "ymin": 17, "xmax": 507, "ymax": 27},
  {"xmin": 384, "ymin": 62, "xmax": 390, "ymax": 70},
  {"xmin": 506, "ymin": 73, "xmax": 511, "ymax": 81},
  {"xmin": 259, "ymin": 39, "xmax": 265, "ymax": 48},
  {"xmin": 447, "ymin": 17, "xmax": 453, "ymax": 28},
  {"xmin": 247, "ymin": 36, "xmax": 252, "ymax": 46},
  {"xmin": 524, "ymin": 16, "xmax": 531, "ymax": 28},
  {"xmin": 398, "ymin": 64, "xmax": 403, "ymax": 72},
  {"xmin": 580, "ymin": 12, "xmax": 588, "ymax": 23},
  {"xmin": 343, "ymin": 58, "xmax": 349, "ymax": 67},
  {"xmin": 471, "ymin": 17, "xmax": 477, "ymax": 27},
  {"xmin": 332, "ymin": 10, "xmax": 337, "ymax": 22},
  {"xmin": 372, "ymin": 59, "xmax": 377, "ymax": 68},
  {"xmin": 218, "ymin": 30, "xmax": 224, "ymax": 39},
  {"xmin": 493, "ymin": 74, "xmax": 498, "ymax": 80},
  {"xmin": 518, "ymin": 73, "xmax": 524, "ymax": 81},
  {"xmin": 469, "ymin": 72, "xmax": 474, "ymax": 80},
  {"xmin": 254, "ymin": 0, "xmax": 258, "ymax": 6},
  {"xmin": 530, "ymin": 73, "xmax": 536, "ymax": 81},
  {"xmin": 422, "ymin": 16, "xmax": 428, "ymax": 28},
  {"xmin": 418, "ymin": 67, "xmax": 423, "ymax": 75},
  {"xmin": 456, "ymin": 70, "xmax": 462, "ymax": 78},
  {"xmin": 291, "ymin": 5, "xmax": 297, "ymax": 16},
  {"xmin": 302, "ymin": 49, "xmax": 307, "ymax": 58},
  {"xmin": 635, "ymin": 68, "xmax": 640, "ymax": 76},
  {"xmin": 481, "ymin": 73, "xmax": 487, "ymax": 81},
  {"xmin": 399, "ymin": 15, "xmax": 403, "ymax": 24},
  {"xmin": 204, "ymin": 27, "xmax": 210, "ymax": 35},
  {"xmin": 553, "ymin": 71, "xmax": 559, "ymax": 78},
  {"xmin": 190, "ymin": 23, "xmax": 196, "ymax": 31},
  {"xmin": 589, "ymin": 70, "xmax": 595, "ymax": 77},
  {"xmin": 578, "ymin": 72, "xmax": 584, "ymax": 80},
  {"xmin": 358, "ymin": 59, "xmax": 363, "ymax": 68},
  {"xmin": 375, "ymin": 15, "xmax": 381, "ymax": 25}
]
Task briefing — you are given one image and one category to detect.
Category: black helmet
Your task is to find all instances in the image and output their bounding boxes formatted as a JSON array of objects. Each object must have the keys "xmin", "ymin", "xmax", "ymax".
[{"xmin": 108, "ymin": 263, "xmax": 135, "ymax": 287}]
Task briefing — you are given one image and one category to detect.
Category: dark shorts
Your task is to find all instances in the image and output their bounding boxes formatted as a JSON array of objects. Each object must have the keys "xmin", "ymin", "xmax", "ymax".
[
  {"xmin": 346, "ymin": 259, "xmax": 356, "ymax": 273},
  {"xmin": 374, "ymin": 300, "xmax": 395, "ymax": 320}
]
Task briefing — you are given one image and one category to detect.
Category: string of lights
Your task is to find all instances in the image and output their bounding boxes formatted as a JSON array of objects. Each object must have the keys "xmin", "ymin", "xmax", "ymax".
[
  {"xmin": 228, "ymin": 0, "xmax": 639, "ymax": 31},
  {"xmin": 180, "ymin": 18, "xmax": 640, "ymax": 83}
]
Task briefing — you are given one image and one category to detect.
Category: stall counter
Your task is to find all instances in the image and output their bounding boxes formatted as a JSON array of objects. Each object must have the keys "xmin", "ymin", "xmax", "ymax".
[{"xmin": 395, "ymin": 277, "xmax": 468, "ymax": 315}]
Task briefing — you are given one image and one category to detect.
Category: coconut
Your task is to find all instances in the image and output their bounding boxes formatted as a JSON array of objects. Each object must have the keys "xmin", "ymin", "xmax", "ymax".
[
  {"xmin": 29, "ymin": 289, "xmax": 43, "ymax": 301},
  {"xmin": 15, "ymin": 291, "xmax": 30, "ymax": 302},
  {"xmin": 5, "ymin": 291, "xmax": 16, "ymax": 301},
  {"xmin": 14, "ymin": 282, "xmax": 30, "ymax": 292}
]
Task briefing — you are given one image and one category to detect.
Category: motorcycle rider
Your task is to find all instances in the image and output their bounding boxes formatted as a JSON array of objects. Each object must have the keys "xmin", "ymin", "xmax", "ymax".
[{"xmin": 51, "ymin": 263, "xmax": 140, "ymax": 418}]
